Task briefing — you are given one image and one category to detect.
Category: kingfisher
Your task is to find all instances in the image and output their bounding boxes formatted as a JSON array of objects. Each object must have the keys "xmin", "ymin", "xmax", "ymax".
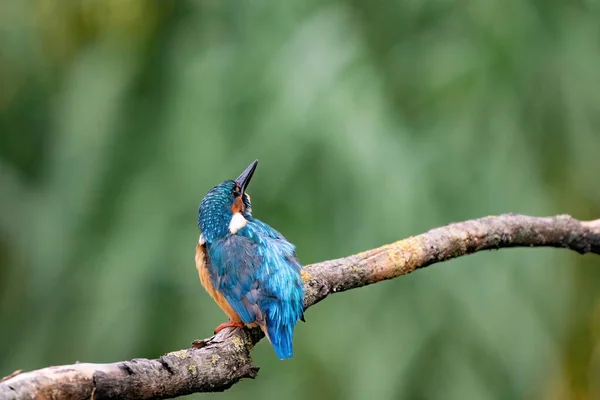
[{"xmin": 195, "ymin": 160, "xmax": 305, "ymax": 359}]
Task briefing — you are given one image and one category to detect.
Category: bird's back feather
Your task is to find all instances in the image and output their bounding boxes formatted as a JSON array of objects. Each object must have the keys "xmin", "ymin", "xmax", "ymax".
[{"xmin": 206, "ymin": 218, "xmax": 304, "ymax": 359}]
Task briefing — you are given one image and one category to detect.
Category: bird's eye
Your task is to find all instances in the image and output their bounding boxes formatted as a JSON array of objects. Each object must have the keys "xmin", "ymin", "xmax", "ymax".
[{"xmin": 232, "ymin": 189, "xmax": 241, "ymax": 197}]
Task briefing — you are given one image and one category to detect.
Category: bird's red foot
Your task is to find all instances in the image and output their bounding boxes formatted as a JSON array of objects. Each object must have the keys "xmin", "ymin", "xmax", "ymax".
[{"xmin": 214, "ymin": 321, "xmax": 244, "ymax": 334}]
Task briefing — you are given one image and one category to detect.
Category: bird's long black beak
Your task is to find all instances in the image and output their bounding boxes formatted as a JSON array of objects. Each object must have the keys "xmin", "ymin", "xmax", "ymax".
[{"xmin": 235, "ymin": 160, "xmax": 258, "ymax": 194}]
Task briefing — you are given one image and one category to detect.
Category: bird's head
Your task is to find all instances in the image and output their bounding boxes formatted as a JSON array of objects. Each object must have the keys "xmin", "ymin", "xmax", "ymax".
[{"xmin": 197, "ymin": 160, "xmax": 257, "ymax": 244}]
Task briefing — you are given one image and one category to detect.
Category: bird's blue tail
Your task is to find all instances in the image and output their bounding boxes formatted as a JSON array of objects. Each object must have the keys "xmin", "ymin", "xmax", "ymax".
[{"xmin": 266, "ymin": 316, "xmax": 295, "ymax": 360}]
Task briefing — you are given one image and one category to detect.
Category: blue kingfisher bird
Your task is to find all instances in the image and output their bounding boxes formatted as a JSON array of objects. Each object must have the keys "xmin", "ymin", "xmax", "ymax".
[{"xmin": 195, "ymin": 160, "xmax": 305, "ymax": 359}]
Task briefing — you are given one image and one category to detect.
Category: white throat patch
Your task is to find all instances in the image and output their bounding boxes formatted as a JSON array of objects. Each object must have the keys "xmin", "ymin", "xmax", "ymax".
[
  {"xmin": 198, "ymin": 233, "xmax": 206, "ymax": 245},
  {"xmin": 229, "ymin": 213, "xmax": 248, "ymax": 234}
]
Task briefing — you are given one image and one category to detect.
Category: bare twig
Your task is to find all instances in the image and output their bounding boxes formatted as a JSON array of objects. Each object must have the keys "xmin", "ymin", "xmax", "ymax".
[{"xmin": 1, "ymin": 214, "xmax": 598, "ymax": 400}]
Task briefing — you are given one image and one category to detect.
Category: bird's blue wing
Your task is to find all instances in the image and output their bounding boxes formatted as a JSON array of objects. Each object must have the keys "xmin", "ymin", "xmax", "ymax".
[
  {"xmin": 207, "ymin": 234, "xmax": 268, "ymax": 324},
  {"xmin": 240, "ymin": 219, "xmax": 305, "ymax": 358},
  {"xmin": 206, "ymin": 219, "xmax": 305, "ymax": 359}
]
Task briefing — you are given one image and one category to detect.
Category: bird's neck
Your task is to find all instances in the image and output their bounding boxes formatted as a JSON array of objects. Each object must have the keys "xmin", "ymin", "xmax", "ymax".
[{"xmin": 200, "ymin": 212, "xmax": 253, "ymax": 243}]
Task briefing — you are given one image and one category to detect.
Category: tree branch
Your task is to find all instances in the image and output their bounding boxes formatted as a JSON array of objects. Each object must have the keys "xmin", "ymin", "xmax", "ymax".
[{"xmin": 2, "ymin": 214, "xmax": 599, "ymax": 399}]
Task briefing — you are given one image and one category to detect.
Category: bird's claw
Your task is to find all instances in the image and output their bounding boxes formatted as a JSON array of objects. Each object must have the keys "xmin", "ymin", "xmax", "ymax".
[{"xmin": 214, "ymin": 321, "xmax": 244, "ymax": 334}]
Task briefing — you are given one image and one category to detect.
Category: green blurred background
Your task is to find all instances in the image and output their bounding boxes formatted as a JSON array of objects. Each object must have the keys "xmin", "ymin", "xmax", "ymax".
[{"xmin": 1, "ymin": 1, "xmax": 599, "ymax": 399}]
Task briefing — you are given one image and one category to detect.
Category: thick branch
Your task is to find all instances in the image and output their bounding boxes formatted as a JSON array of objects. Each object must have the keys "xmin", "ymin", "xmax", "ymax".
[{"xmin": 2, "ymin": 214, "xmax": 598, "ymax": 399}]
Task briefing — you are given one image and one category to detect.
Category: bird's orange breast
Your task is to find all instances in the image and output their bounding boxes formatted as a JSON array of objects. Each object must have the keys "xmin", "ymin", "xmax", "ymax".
[{"xmin": 195, "ymin": 243, "xmax": 241, "ymax": 323}]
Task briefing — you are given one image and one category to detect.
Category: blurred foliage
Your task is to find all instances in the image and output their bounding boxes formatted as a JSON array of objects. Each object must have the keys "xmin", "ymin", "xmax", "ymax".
[{"xmin": 1, "ymin": 1, "xmax": 600, "ymax": 399}]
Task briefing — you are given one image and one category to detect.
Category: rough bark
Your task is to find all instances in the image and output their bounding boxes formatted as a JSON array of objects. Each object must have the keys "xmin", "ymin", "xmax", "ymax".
[{"xmin": 1, "ymin": 214, "xmax": 599, "ymax": 400}]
